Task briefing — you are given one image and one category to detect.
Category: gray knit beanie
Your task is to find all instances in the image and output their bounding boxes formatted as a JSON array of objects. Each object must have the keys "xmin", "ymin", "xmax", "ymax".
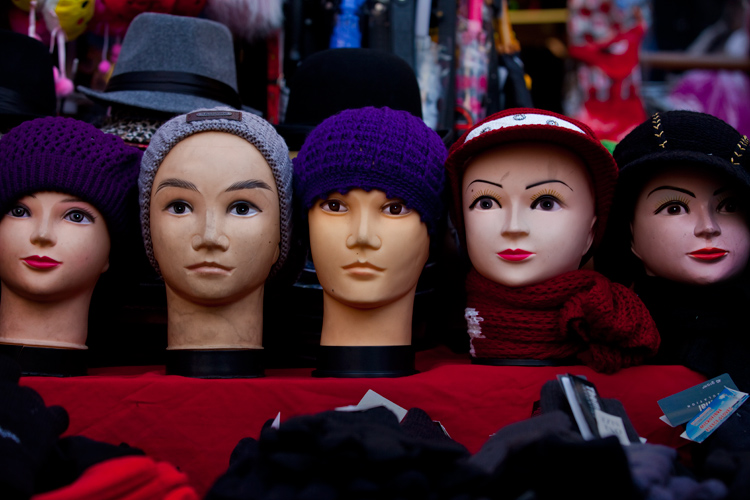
[{"xmin": 139, "ymin": 108, "xmax": 293, "ymax": 278}]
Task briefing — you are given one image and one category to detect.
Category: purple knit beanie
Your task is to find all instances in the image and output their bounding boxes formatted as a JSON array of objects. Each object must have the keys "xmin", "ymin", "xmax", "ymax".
[
  {"xmin": 293, "ymin": 106, "xmax": 447, "ymax": 233},
  {"xmin": 0, "ymin": 117, "xmax": 142, "ymax": 234}
]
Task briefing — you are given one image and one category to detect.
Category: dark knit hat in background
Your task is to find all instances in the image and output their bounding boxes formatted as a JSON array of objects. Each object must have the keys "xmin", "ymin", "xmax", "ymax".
[
  {"xmin": 445, "ymin": 108, "xmax": 618, "ymax": 251},
  {"xmin": 613, "ymin": 110, "xmax": 750, "ymax": 189},
  {"xmin": 292, "ymin": 106, "xmax": 447, "ymax": 234},
  {"xmin": 140, "ymin": 108, "xmax": 293, "ymax": 278},
  {"xmin": 0, "ymin": 117, "xmax": 142, "ymax": 234}
]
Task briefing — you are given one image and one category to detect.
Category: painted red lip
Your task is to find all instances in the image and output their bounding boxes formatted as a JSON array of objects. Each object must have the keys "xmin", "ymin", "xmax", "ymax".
[
  {"xmin": 688, "ymin": 248, "xmax": 729, "ymax": 261},
  {"xmin": 497, "ymin": 249, "xmax": 535, "ymax": 262},
  {"xmin": 22, "ymin": 255, "xmax": 61, "ymax": 269}
]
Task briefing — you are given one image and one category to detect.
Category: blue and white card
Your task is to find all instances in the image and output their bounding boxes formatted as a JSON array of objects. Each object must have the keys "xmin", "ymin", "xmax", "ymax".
[
  {"xmin": 682, "ymin": 387, "xmax": 748, "ymax": 443},
  {"xmin": 658, "ymin": 374, "xmax": 739, "ymax": 427}
]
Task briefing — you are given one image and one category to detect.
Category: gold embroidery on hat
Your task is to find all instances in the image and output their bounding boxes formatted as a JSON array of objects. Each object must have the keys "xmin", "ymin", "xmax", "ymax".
[
  {"xmin": 731, "ymin": 135, "xmax": 748, "ymax": 164},
  {"xmin": 652, "ymin": 113, "xmax": 667, "ymax": 148}
]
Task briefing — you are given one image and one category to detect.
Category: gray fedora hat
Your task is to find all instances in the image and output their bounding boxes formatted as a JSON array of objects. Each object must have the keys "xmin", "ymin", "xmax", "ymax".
[{"xmin": 79, "ymin": 13, "xmax": 245, "ymax": 115}]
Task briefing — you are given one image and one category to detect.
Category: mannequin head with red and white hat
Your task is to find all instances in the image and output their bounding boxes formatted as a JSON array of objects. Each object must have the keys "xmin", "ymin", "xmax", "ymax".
[{"xmin": 444, "ymin": 108, "xmax": 658, "ymax": 373}]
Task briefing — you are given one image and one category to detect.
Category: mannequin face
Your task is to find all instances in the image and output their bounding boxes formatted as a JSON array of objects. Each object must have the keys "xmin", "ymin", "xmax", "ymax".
[
  {"xmin": 462, "ymin": 142, "xmax": 597, "ymax": 287},
  {"xmin": 150, "ymin": 132, "xmax": 280, "ymax": 305},
  {"xmin": 0, "ymin": 192, "xmax": 110, "ymax": 301},
  {"xmin": 308, "ymin": 189, "xmax": 430, "ymax": 309},
  {"xmin": 631, "ymin": 166, "xmax": 750, "ymax": 285}
]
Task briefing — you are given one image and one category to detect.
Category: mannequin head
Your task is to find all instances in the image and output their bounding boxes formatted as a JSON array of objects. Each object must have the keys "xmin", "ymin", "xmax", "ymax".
[
  {"xmin": 139, "ymin": 108, "xmax": 293, "ymax": 350},
  {"xmin": 446, "ymin": 108, "xmax": 618, "ymax": 287},
  {"xmin": 0, "ymin": 117, "xmax": 141, "ymax": 348},
  {"xmin": 293, "ymin": 106, "xmax": 446, "ymax": 345},
  {"xmin": 0, "ymin": 192, "xmax": 110, "ymax": 302},
  {"xmin": 149, "ymin": 131, "xmax": 281, "ymax": 305},
  {"xmin": 308, "ymin": 188, "xmax": 430, "ymax": 309},
  {"xmin": 462, "ymin": 142, "xmax": 596, "ymax": 287},
  {"xmin": 630, "ymin": 165, "xmax": 750, "ymax": 285},
  {"xmin": 597, "ymin": 111, "xmax": 750, "ymax": 287}
]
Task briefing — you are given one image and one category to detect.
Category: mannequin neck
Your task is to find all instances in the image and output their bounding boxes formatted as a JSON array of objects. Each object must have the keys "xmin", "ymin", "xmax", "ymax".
[
  {"xmin": 164, "ymin": 285, "xmax": 265, "ymax": 349},
  {"xmin": 319, "ymin": 288, "xmax": 416, "ymax": 346},
  {"xmin": 0, "ymin": 281, "xmax": 93, "ymax": 349}
]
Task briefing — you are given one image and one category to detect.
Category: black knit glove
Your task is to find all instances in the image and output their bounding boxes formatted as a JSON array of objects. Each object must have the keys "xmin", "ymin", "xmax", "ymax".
[{"xmin": 0, "ymin": 354, "xmax": 69, "ymax": 499}]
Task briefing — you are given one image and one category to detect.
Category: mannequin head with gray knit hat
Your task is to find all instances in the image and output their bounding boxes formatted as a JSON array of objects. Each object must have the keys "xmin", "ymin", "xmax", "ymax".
[{"xmin": 140, "ymin": 108, "xmax": 292, "ymax": 375}]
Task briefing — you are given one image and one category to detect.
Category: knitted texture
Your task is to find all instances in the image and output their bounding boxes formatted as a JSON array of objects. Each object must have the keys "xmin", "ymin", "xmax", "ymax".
[
  {"xmin": 293, "ymin": 106, "xmax": 447, "ymax": 234},
  {"xmin": 0, "ymin": 117, "xmax": 141, "ymax": 234},
  {"xmin": 139, "ymin": 107, "xmax": 293, "ymax": 278},
  {"xmin": 464, "ymin": 268, "xmax": 660, "ymax": 374},
  {"xmin": 445, "ymin": 108, "xmax": 617, "ymax": 250}
]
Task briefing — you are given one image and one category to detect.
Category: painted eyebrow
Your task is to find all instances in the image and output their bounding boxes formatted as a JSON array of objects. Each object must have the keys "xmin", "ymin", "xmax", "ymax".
[
  {"xmin": 714, "ymin": 187, "xmax": 729, "ymax": 196},
  {"xmin": 60, "ymin": 197, "xmax": 85, "ymax": 203},
  {"xmin": 225, "ymin": 180, "xmax": 273, "ymax": 192},
  {"xmin": 467, "ymin": 179, "xmax": 503, "ymax": 190},
  {"xmin": 155, "ymin": 178, "xmax": 199, "ymax": 194},
  {"xmin": 525, "ymin": 179, "xmax": 573, "ymax": 191},
  {"xmin": 647, "ymin": 186, "xmax": 696, "ymax": 198}
]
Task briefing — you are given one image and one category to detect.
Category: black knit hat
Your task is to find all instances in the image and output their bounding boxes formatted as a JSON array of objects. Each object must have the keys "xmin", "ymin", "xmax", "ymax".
[
  {"xmin": 596, "ymin": 111, "xmax": 750, "ymax": 285},
  {"xmin": 613, "ymin": 110, "xmax": 750, "ymax": 189}
]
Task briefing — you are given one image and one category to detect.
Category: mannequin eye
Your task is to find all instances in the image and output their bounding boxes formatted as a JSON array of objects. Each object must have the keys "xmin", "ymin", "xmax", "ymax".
[
  {"xmin": 469, "ymin": 196, "xmax": 500, "ymax": 210},
  {"xmin": 320, "ymin": 200, "xmax": 348, "ymax": 213},
  {"xmin": 166, "ymin": 201, "xmax": 193, "ymax": 215},
  {"xmin": 530, "ymin": 195, "xmax": 562, "ymax": 212},
  {"xmin": 229, "ymin": 201, "xmax": 260, "ymax": 217},
  {"xmin": 382, "ymin": 202, "xmax": 412, "ymax": 216},
  {"xmin": 63, "ymin": 209, "xmax": 95, "ymax": 224},
  {"xmin": 654, "ymin": 201, "xmax": 689, "ymax": 216},
  {"xmin": 717, "ymin": 196, "xmax": 741, "ymax": 214},
  {"xmin": 7, "ymin": 205, "xmax": 30, "ymax": 218}
]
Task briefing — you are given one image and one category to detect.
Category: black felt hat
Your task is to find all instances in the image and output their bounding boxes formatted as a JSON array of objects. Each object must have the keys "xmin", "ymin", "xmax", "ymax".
[
  {"xmin": 275, "ymin": 48, "xmax": 424, "ymax": 151},
  {"xmin": 614, "ymin": 110, "xmax": 750, "ymax": 190},
  {"xmin": 0, "ymin": 30, "xmax": 56, "ymax": 132}
]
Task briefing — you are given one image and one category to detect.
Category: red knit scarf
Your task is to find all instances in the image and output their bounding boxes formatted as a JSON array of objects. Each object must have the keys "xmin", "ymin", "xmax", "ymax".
[{"xmin": 465, "ymin": 268, "xmax": 660, "ymax": 374}]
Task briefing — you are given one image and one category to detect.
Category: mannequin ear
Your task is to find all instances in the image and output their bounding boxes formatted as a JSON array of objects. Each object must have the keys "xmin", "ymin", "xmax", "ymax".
[
  {"xmin": 629, "ymin": 222, "xmax": 642, "ymax": 260},
  {"xmin": 582, "ymin": 215, "xmax": 597, "ymax": 256},
  {"xmin": 101, "ymin": 258, "xmax": 110, "ymax": 274}
]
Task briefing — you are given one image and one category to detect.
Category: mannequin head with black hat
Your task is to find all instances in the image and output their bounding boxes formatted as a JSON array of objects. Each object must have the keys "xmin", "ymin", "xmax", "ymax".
[
  {"xmin": 596, "ymin": 110, "xmax": 750, "ymax": 386},
  {"xmin": 140, "ymin": 108, "xmax": 293, "ymax": 377},
  {"xmin": 0, "ymin": 117, "xmax": 141, "ymax": 374},
  {"xmin": 293, "ymin": 106, "xmax": 446, "ymax": 377},
  {"xmin": 445, "ymin": 108, "xmax": 659, "ymax": 374}
]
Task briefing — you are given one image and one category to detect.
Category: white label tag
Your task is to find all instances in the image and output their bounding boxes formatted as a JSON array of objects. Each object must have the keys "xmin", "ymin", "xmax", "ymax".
[{"xmin": 595, "ymin": 409, "xmax": 631, "ymax": 446}]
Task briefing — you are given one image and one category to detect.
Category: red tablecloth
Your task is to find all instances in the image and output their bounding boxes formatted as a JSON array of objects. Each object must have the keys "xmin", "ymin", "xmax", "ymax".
[{"xmin": 21, "ymin": 347, "xmax": 706, "ymax": 497}]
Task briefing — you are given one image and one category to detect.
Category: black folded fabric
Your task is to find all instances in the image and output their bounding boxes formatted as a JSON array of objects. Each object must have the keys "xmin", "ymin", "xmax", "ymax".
[{"xmin": 207, "ymin": 406, "xmax": 484, "ymax": 500}]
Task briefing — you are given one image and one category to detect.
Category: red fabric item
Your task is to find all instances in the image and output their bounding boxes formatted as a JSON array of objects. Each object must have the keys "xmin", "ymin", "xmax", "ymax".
[
  {"xmin": 21, "ymin": 347, "xmax": 702, "ymax": 497},
  {"xmin": 32, "ymin": 456, "xmax": 198, "ymax": 500},
  {"xmin": 568, "ymin": 25, "xmax": 644, "ymax": 81},
  {"xmin": 465, "ymin": 268, "xmax": 660, "ymax": 373}
]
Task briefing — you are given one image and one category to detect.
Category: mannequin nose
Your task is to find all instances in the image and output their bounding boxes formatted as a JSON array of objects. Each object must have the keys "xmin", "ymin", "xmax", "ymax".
[
  {"xmin": 346, "ymin": 210, "xmax": 382, "ymax": 250},
  {"xmin": 192, "ymin": 211, "xmax": 229, "ymax": 251},
  {"xmin": 694, "ymin": 207, "xmax": 722, "ymax": 239},
  {"xmin": 30, "ymin": 214, "xmax": 56, "ymax": 247},
  {"xmin": 500, "ymin": 206, "xmax": 529, "ymax": 237}
]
